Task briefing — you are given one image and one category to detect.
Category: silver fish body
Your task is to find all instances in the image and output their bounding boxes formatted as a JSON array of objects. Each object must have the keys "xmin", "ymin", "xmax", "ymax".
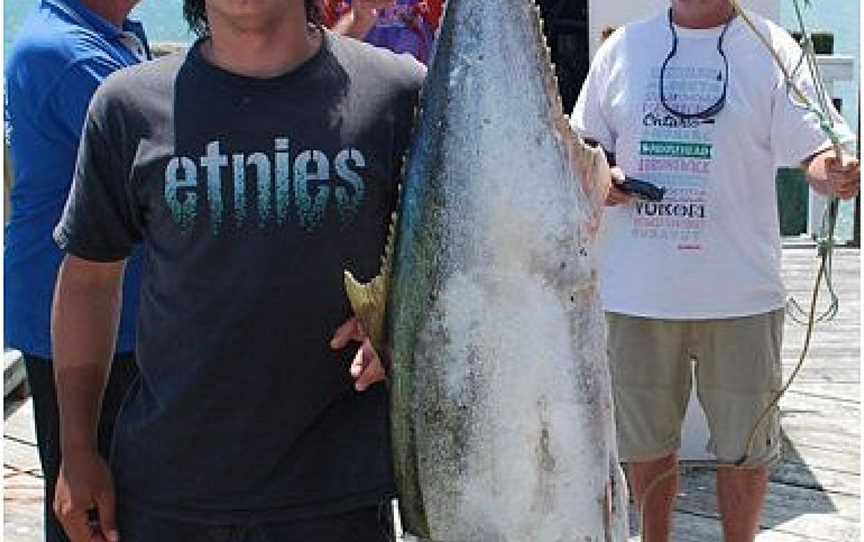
[{"xmin": 347, "ymin": 0, "xmax": 627, "ymax": 540}]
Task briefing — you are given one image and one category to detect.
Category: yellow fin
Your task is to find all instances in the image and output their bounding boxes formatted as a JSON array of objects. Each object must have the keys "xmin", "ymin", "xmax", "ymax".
[
  {"xmin": 344, "ymin": 205, "xmax": 399, "ymax": 355},
  {"xmin": 344, "ymin": 269, "xmax": 388, "ymax": 356}
]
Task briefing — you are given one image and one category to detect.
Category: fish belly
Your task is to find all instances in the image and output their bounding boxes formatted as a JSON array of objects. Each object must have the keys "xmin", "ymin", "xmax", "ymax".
[{"xmin": 387, "ymin": 0, "xmax": 627, "ymax": 539}]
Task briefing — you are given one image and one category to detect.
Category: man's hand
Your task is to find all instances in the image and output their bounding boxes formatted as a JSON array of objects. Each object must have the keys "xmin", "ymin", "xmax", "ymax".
[
  {"xmin": 54, "ymin": 452, "xmax": 118, "ymax": 542},
  {"xmin": 804, "ymin": 150, "xmax": 861, "ymax": 200},
  {"xmin": 330, "ymin": 317, "xmax": 386, "ymax": 391},
  {"xmin": 333, "ymin": 0, "xmax": 397, "ymax": 39},
  {"xmin": 606, "ymin": 166, "xmax": 634, "ymax": 206},
  {"xmin": 825, "ymin": 156, "xmax": 860, "ymax": 200}
]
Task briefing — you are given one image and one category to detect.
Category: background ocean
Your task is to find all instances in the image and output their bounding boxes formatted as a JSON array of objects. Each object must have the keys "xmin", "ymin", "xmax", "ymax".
[
  {"xmin": 3, "ymin": 0, "xmax": 860, "ymax": 235},
  {"xmin": 4, "ymin": 0, "xmax": 192, "ymax": 49}
]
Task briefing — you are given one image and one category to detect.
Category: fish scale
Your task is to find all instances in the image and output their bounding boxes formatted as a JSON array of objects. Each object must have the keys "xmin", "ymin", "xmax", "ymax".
[{"xmin": 345, "ymin": 0, "xmax": 627, "ymax": 540}]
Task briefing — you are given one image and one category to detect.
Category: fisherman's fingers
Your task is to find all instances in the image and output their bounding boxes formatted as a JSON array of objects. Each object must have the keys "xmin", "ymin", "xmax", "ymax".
[
  {"xmin": 833, "ymin": 181, "xmax": 859, "ymax": 200},
  {"xmin": 56, "ymin": 509, "xmax": 91, "ymax": 542},
  {"xmin": 606, "ymin": 186, "xmax": 632, "ymax": 206},
  {"xmin": 330, "ymin": 317, "xmax": 366, "ymax": 350},
  {"xmin": 606, "ymin": 167, "xmax": 632, "ymax": 206},
  {"xmin": 831, "ymin": 175, "xmax": 860, "ymax": 200},
  {"xmin": 352, "ymin": 340, "xmax": 386, "ymax": 391},
  {"xmin": 92, "ymin": 488, "xmax": 118, "ymax": 542},
  {"xmin": 825, "ymin": 157, "xmax": 861, "ymax": 199},
  {"xmin": 54, "ymin": 484, "xmax": 100, "ymax": 542}
]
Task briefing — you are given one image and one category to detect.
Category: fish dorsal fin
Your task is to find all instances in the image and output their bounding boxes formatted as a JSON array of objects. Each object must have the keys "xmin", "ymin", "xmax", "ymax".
[
  {"xmin": 527, "ymin": 1, "xmax": 611, "ymax": 228},
  {"xmin": 344, "ymin": 203, "xmax": 399, "ymax": 357}
]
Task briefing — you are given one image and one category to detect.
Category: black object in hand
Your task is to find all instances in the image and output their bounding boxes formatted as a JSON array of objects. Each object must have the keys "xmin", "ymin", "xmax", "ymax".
[{"xmin": 616, "ymin": 177, "xmax": 667, "ymax": 202}]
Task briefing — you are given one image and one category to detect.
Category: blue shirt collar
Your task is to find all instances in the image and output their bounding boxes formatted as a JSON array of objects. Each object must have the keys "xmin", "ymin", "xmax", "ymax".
[{"xmin": 43, "ymin": 0, "xmax": 143, "ymax": 39}]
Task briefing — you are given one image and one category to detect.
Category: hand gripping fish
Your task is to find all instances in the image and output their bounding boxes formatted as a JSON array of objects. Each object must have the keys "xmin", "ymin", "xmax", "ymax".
[{"xmin": 345, "ymin": 0, "xmax": 628, "ymax": 540}]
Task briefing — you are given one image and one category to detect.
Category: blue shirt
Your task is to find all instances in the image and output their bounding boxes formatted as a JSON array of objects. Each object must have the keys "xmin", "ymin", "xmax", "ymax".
[{"xmin": 5, "ymin": 0, "xmax": 149, "ymax": 358}]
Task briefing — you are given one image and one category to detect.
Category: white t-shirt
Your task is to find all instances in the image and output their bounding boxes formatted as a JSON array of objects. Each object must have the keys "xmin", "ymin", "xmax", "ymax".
[{"xmin": 571, "ymin": 9, "xmax": 853, "ymax": 320}]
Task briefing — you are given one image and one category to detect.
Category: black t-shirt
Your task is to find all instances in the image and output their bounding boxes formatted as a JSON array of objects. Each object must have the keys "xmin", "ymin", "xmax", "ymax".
[{"xmin": 55, "ymin": 32, "xmax": 424, "ymax": 521}]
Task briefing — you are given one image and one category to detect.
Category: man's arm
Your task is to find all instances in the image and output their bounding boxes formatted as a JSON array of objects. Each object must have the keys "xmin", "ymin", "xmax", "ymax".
[
  {"xmin": 802, "ymin": 149, "xmax": 861, "ymax": 201},
  {"xmin": 332, "ymin": 0, "xmax": 396, "ymax": 40},
  {"xmin": 52, "ymin": 255, "xmax": 125, "ymax": 542}
]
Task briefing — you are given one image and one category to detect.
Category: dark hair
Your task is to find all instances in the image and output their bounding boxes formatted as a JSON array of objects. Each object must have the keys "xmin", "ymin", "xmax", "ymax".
[{"xmin": 184, "ymin": 0, "xmax": 322, "ymax": 36}]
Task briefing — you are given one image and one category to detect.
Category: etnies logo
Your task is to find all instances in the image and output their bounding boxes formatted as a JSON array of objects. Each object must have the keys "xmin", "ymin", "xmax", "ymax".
[{"xmin": 164, "ymin": 138, "xmax": 367, "ymax": 233}]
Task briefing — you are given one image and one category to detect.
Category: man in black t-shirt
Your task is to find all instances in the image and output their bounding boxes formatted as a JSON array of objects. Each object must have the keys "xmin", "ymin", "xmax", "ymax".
[{"xmin": 50, "ymin": 1, "xmax": 424, "ymax": 540}]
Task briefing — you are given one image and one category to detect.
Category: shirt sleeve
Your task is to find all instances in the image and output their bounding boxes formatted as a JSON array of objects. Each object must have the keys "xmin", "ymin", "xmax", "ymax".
[
  {"xmin": 570, "ymin": 41, "xmax": 615, "ymax": 152},
  {"xmin": 769, "ymin": 28, "xmax": 856, "ymax": 166},
  {"xmin": 54, "ymin": 94, "xmax": 143, "ymax": 262}
]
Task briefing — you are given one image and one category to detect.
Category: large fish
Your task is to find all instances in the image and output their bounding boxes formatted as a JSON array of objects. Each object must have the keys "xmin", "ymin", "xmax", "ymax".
[{"xmin": 345, "ymin": 0, "xmax": 628, "ymax": 540}]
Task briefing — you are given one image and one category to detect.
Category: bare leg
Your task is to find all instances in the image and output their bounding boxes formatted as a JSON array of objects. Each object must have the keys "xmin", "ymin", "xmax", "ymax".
[
  {"xmin": 628, "ymin": 453, "xmax": 678, "ymax": 542},
  {"xmin": 717, "ymin": 466, "xmax": 767, "ymax": 542}
]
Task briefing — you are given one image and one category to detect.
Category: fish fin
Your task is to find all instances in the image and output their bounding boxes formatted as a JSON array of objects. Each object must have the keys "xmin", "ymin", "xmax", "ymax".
[
  {"xmin": 344, "ymin": 269, "xmax": 388, "ymax": 356},
  {"xmin": 344, "ymin": 205, "xmax": 399, "ymax": 356},
  {"xmin": 525, "ymin": 0, "xmax": 611, "ymax": 229},
  {"xmin": 570, "ymin": 134, "xmax": 612, "ymax": 231}
]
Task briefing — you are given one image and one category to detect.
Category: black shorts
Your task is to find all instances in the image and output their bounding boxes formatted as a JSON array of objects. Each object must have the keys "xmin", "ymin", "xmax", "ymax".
[{"xmin": 117, "ymin": 503, "xmax": 393, "ymax": 542}]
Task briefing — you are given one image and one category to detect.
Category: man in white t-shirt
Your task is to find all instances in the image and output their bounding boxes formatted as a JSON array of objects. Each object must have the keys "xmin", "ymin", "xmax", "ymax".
[{"xmin": 571, "ymin": 1, "xmax": 859, "ymax": 541}]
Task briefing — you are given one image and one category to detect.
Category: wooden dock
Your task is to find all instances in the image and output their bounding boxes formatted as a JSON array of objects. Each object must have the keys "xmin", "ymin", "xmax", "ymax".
[{"xmin": 4, "ymin": 247, "xmax": 860, "ymax": 541}]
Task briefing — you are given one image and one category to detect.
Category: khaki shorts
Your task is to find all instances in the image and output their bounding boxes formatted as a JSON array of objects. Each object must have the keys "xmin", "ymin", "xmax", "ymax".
[{"xmin": 607, "ymin": 310, "xmax": 784, "ymax": 468}]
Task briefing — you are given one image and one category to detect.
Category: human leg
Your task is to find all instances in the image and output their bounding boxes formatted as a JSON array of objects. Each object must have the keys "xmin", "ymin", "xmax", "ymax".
[
  {"xmin": 628, "ymin": 453, "xmax": 679, "ymax": 542},
  {"xmin": 23, "ymin": 353, "xmax": 137, "ymax": 542},
  {"xmin": 717, "ymin": 465, "xmax": 768, "ymax": 542},
  {"xmin": 606, "ymin": 313, "xmax": 692, "ymax": 542},
  {"xmin": 23, "ymin": 354, "xmax": 70, "ymax": 542},
  {"xmin": 694, "ymin": 309, "xmax": 784, "ymax": 542}
]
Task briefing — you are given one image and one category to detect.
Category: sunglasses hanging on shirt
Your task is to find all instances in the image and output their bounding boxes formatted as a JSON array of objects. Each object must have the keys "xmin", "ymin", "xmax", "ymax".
[{"xmin": 659, "ymin": 8, "xmax": 734, "ymax": 122}]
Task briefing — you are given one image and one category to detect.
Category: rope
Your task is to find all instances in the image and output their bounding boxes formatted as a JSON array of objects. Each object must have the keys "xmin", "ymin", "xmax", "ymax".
[
  {"xmin": 737, "ymin": 222, "xmax": 832, "ymax": 466},
  {"xmin": 731, "ymin": 1, "xmax": 845, "ymax": 157},
  {"xmin": 726, "ymin": 0, "xmax": 846, "ymax": 467}
]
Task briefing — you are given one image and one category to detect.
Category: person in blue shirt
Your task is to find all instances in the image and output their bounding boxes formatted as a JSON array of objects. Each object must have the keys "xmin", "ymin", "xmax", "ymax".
[{"xmin": 4, "ymin": 1, "xmax": 149, "ymax": 540}]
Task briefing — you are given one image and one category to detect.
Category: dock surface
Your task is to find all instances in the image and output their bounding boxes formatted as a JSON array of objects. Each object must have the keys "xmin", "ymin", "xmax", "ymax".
[{"xmin": 4, "ymin": 248, "xmax": 860, "ymax": 541}]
